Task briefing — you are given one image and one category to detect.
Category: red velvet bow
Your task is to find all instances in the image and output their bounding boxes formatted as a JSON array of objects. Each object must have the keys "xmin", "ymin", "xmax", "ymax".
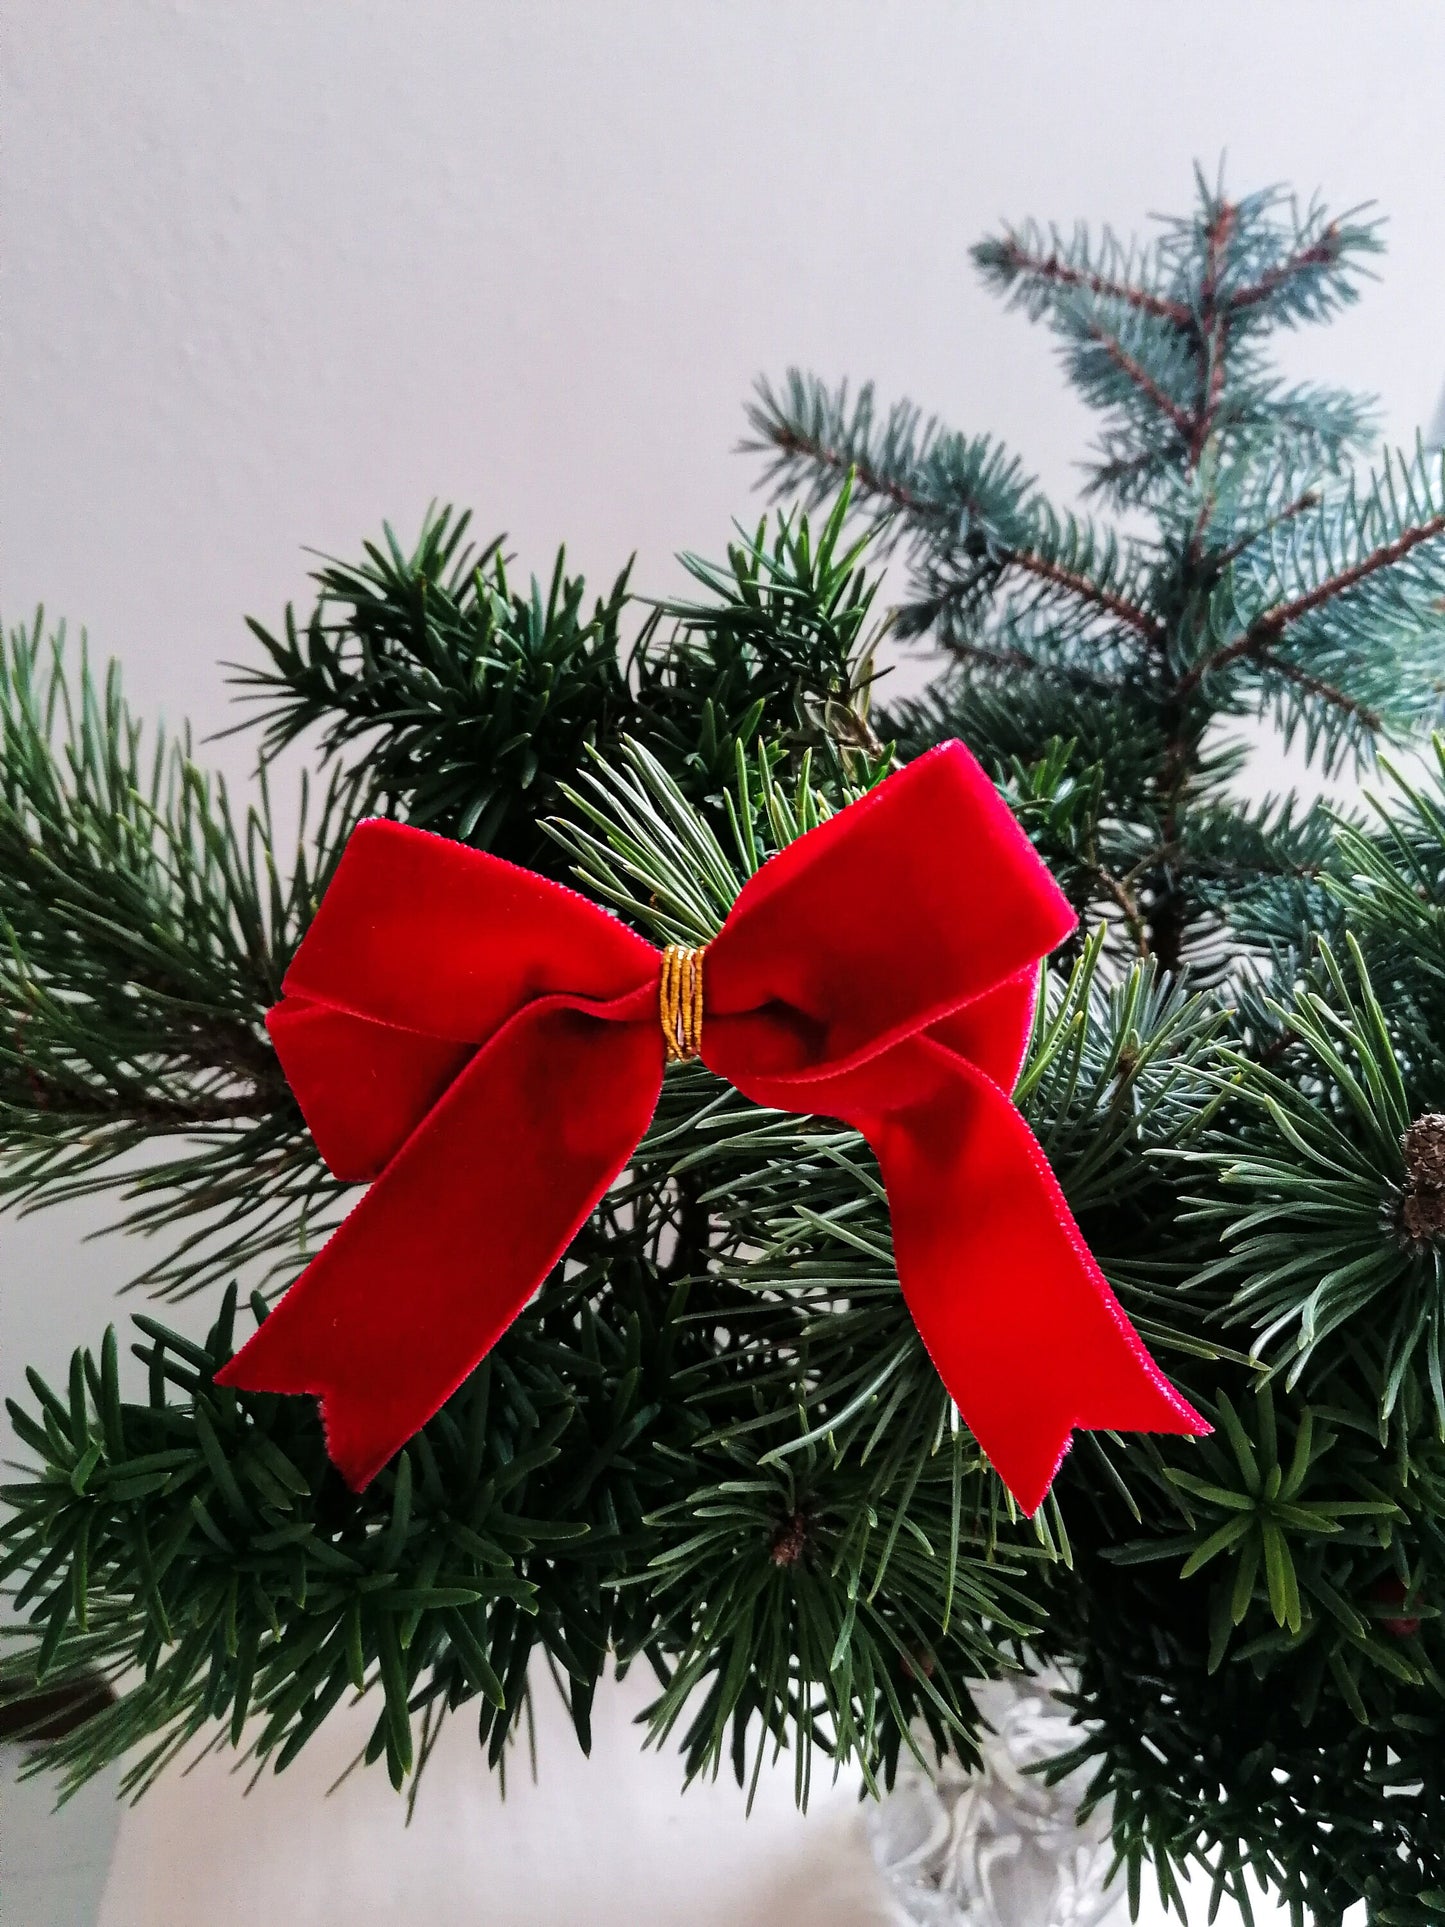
[{"xmin": 218, "ymin": 741, "xmax": 1205, "ymax": 1513}]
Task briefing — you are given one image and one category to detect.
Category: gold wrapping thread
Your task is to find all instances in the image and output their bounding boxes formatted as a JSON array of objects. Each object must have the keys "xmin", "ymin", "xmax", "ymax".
[{"xmin": 660, "ymin": 944, "xmax": 706, "ymax": 1061}]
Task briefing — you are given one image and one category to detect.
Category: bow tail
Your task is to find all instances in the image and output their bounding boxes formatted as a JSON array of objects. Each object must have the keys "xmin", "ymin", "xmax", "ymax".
[
  {"xmin": 217, "ymin": 1001, "xmax": 664, "ymax": 1490},
  {"xmin": 816, "ymin": 1040, "xmax": 1207, "ymax": 1515}
]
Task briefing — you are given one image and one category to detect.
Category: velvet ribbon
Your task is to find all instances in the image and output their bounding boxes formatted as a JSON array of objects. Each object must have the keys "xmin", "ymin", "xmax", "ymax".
[{"xmin": 217, "ymin": 741, "xmax": 1206, "ymax": 1513}]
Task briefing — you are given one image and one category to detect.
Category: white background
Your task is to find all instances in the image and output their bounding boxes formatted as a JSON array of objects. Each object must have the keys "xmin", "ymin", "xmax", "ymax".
[{"xmin": 1, "ymin": 4, "xmax": 1434, "ymax": 1920}]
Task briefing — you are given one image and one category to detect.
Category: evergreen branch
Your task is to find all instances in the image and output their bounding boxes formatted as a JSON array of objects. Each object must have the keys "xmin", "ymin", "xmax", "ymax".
[
  {"xmin": 1188, "ymin": 200, "xmax": 1237, "ymax": 466},
  {"xmin": 662, "ymin": 489, "xmax": 891, "ymax": 775},
  {"xmin": 1179, "ymin": 510, "xmax": 1445, "ymax": 700},
  {"xmin": 1212, "ymin": 489, "xmax": 1321, "ymax": 567},
  {"xmin": 8, "ymin": 167, "xmax": 1445, "ymax": 1912},
  {"xmin": 975, "ymin": 232, "xmax": 1191, "ymax": 326},
  {"xmin": 1198, "ymin": 197, "xmax": 1236, "ymax": 325},
  {"xmin": 1254, "ymin": 510, "xmax": 1445, "ymax": 638},
  {"xmin": 1194, "ymin": 932, "xmax": 1440, "ymax": 1426},
  {"xmin": 935, "ymin": 637, "xmax": 1089, "ymax": 684},
  {"xmin": 1226, "ymin": 227, "xmax": 1344, "ymax": 315},
  {"xmin": 748, "ymin": 376, "xmax": 1165, "ymax": 645},
  {"xmin": 232, "ymin": 509, "xmax": 636, "ymax": 867},
  {"xmin": 744, "ymin": 381, "xmax": 959, "ymax": 520},
  {"xmin": 1090, "ymin": 863, "xmax": 1150, "ymax": 956},
  {"xmin": 1258, "ymin": 655, "xmax": 1382, "ymax": 731},
  {"xmin": 760, "ymin": 418, "xmax": 914, "ymax": 514},
  {"xmin": 1088, "ymin": 325, "xmax": 1195, "ymax": 444},
  {"xmin": 0, "ymin": 617, "xmax": 366, "ymax": 1296},
  {"xmin": 1000, "ymin": 545, "xmax": 1166, "ymax": 646},
  {"xmin": 14, "ymin": 1073, "xmax": 275, "ymax": 1130},
  {"xmin": 1084, "ymin": 382, "xmax": 1372, "ymax": 509}
]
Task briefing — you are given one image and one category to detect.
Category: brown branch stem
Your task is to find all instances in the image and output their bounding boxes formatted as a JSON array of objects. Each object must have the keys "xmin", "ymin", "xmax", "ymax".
[
  {"xmin": 1188, "ymin": 202, "xmax": 1236, "ymax": 469},
  {"xmin": 1175, "ymin": 511, "xmax": 1445, "ymax": 701},
  {"xmin": 18, "ymin": 1073, "xmax": 280, "ymax": 1130},
  {"xmin": 1256, "ymin": 656, "xmax": 1382, "ymax": 730},
  {"xmin": 1213, "ymin": 491, "xmax": 1322, "ymax": 568},
  {"xmin": 1226, "ymin": 230, "xmax": 1341, "ymax": 315},
  {"xmin": 768, "ymin": 427, "xmax": 1165, "ymax": 643},
  {"xmin": 944, "ymin": 639, "xmax": 1115, "ymax": 693},
  {"xmin": 764, "ymin": 427, "xmax": 915, "ymax": 514},
  {"xmin": 1004, "ymin": 547, "xmax": 1166, "ymax": 644},
  {"xmin": 1255, "ymin": 512, "xmax": 1445, "ymax": 634},
  {"xmin": 1090, "ymin": 328, "xmax": 1195, "ymax": 443},
  {"xmin": 994, "ymin": 241, "xmax": 1191, "ymax": 326},
  {"xmin": 1091, "ymin": 864, "xmax": 1150, "ymax": 956}
]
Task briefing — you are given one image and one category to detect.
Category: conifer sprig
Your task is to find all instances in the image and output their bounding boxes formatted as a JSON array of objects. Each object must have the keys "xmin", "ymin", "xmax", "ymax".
[
  {"xmin": 0, "ymin": 617, "xmax": 359, "ymax": 1296},
  {"xmin": 2, "ymin": 722, "xmax": 1223, "ymax": 1811},
  {"xmin": 754, "ymin": 175, "xmax": 1445, "ymax": 982}
]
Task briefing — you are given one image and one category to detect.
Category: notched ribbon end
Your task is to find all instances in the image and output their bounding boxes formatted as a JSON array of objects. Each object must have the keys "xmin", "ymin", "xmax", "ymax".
[
  {"xmin": 997, "ymin": 1402, "xmax": 1212, "ymax": 1521},
  {"xmin": 1019, "ymin": 1387, "xmax": 1211, "ymax": 1519},
  {"xmin": 314, "ymin": 1398, "xmax": 391, "ymax": 1495},
  {"xmin": 215, "ymin": 1347, "xmax": 387, "ymax": 1495}
]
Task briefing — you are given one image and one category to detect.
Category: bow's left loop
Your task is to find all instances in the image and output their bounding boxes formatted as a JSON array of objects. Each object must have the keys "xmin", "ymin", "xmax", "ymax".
[{"xmin": 217, "ymin": 821, "xmax": 664, "ymax": 1488}]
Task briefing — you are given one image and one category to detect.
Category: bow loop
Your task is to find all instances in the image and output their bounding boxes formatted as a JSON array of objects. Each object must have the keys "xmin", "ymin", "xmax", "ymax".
[
  {"xmin": 268, "ymin": 820, "xmax": 659, "ymax": 1180},
  {"xmin": 285, "ymin": 817, "xmax": 659, "ymax": 1042},
  {"xmin": 701, "ymin": 744, "xmax": 1076, "ymax": 1093}
]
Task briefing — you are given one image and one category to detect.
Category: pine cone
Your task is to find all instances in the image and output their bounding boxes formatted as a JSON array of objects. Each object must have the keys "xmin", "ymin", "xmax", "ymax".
[{"xmin": 1399, "ymin": 1114, "xmax": 1445, "ymax": 1240}]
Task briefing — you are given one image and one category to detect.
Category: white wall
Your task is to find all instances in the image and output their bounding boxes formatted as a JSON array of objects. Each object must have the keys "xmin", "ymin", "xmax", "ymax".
[
  {"xmin": 6, "ymin": 2, "xmax": 1445, "ymax": 746},
  {"xmin": 1, "ymin": 6, "xmax": 1434, "ymax": 1922}
]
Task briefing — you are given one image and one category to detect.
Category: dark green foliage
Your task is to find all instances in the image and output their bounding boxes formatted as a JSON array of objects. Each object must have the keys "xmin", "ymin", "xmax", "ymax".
[
  {"xmin": 0, "ymin": 542, "xmax": 1023, "ymax": 1811},
  {"xmin": 235, "ymin": 511, "xmax": 634, "ymax": 866},
  {"xmin": 0, "ymin": 617, "xmax": 357, "ymax": 1296},
  {"xmin": 7, "ymin": 169, "xmax": 1445, "ymax": 1926},
  {"xmin": 1053, "ymin": 1549, "xmax": 1444, "ymax": 1926},
  {"xmin": 236, "ymin": 500, "xmax": 882, "ymax": 869},
  {"xmin": 0, "ymin": 724, "xmax": 1224, "ymax": 1819}
]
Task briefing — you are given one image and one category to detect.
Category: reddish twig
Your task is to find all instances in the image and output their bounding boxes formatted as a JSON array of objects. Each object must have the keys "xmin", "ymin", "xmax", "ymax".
[
  {"xmin": 1253, "ymin": 512, "xmax": 1445, "ymax": 634},
  {"xmin": 1260, "ymin": 656, "xmax": 1381, "ymax": 730},
  {"xmin": 1213, "ymin": 491, "xmax": 1321, "ymax": 568},
  {"xmin": 20, "ymin": 1075, "xmax": 276, "ymax": 1128},
  {"xmin": 770, "ymin": 426, "xmax": 1166, "ymax": 644},
  {"xmin": 1005, "ymin": 545, "xmax": 1165, "ymax": 644},
  {"xmin": 1226, "ymin": 228, "xmax": 1341, "ymax": 315},
  {"xmin": 993, "ymin": 239, "xmax": 1190, "ymax": 326},
  {"xmin": 1189, "ymin": 203, "xmax": 1237, "ymax": 469},
  {"xmin": 945, "ymin": 639, "xmax": 1049, "ymax": 676},
  {"xmin": 1090, "ymin": 327, "xmax": 1195, "ymax": 442},
  {"xmin": 764, "ymin": 427, "xmax": 916, "ymax": 514},
  {"xmin": 1176, "ymin": 511, "xmax": 1445, "ymax": 700},
  {"xmin": 1091, "ymin": 863, "xmax": 1150, "ymax": 956},
  {"xmin": 945, "ymin": 638, "xmax": 1117, "ymax": 693}
]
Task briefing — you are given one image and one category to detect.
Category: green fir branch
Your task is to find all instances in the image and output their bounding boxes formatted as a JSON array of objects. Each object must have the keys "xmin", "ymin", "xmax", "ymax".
[{"xmin": 0, "ymin": 617, "xmax": 362, "ymax": 1296}]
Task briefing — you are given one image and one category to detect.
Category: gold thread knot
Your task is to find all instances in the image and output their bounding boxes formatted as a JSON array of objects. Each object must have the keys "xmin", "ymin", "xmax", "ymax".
[{"xmin": 660, "ymin": 944, "xmax": 705, "ymax": 1062}]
